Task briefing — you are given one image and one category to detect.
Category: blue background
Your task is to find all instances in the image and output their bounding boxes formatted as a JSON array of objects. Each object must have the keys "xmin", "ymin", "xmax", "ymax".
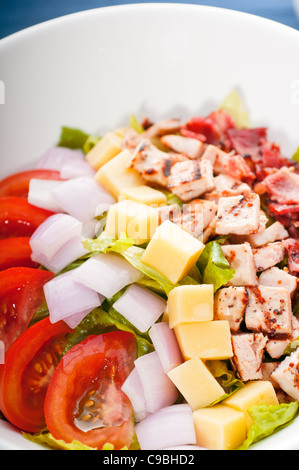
[{"xmin": 1, "ymin": 0, "xmax": 299, "ymax": 39}]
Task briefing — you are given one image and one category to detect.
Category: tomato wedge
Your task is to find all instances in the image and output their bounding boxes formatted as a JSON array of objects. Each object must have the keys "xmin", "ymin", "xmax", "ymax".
[
  {"xmin": 0, "ymin": 237, "xmax": 38, "ymax": 271},
  {"xmin": 44, "ymin": 331, "xmax": 137, "ymax": 449},
  {"xmin": 0, "ymin": 169, "xmax": 62, "ymax": 198},
  {"xmin": 0, "ymin": 196, "xmax": 54, "ymax": 238},
  {"xmin": 0, "ymin": 267, "xmax": 54, "ymax": 350},
  {"xmin": 0, "ymin": 317, "xmax": 72, "ymax": 433}
]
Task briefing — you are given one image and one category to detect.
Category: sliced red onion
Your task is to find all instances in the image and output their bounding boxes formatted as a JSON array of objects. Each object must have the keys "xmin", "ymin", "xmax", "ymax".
[
  {"xmin": 30, "ymin": 213, "xmax": 83, "ymax": 260},
  {"xmin": 112, "ymin": 284, "xmax": 167, "ymax": 333},
  {"xmin": 28, "ymin": 179, "xmax": 65, "ymax": 212},
  {"xmin": 44, "ymin": 270, "xmax": 103, "ymax": 324},
  {"xmin": 149, "ymin": 322, "xmax": 183, "ymax": 373},
  {"xmin": 31, "ymin": 236, "xmax": 88, "ymax": 274},
  {"xmin": 0, "ymin": 341, "xmax": 5, "ymax": 364},
  {"xmin": 135, "ymin": 404, "xmax": 196, "ymax": 450},
  {"xmin": 60, "ymin": 159, "xmax": 96, "ymax": 179},
  {"xmin": 37, "ymin": 146, "xmax": 84, "ymax": 170},
  {"xmin": 82, "ymin": 219, "xmax": 98, "ymax": 239},
  {"xmin": 72, "ymin": 253, "xmax": 142, "ymax": 299},
  {"xmin": 50, "ymin": 176, "xmax": 116, "ymax": 222},
  {"xmin": 121, "ymin": 367, "xmax": 148, "ymax": 423},
  {"xmin": 134, "ymin": 351, "xmax": 178, "ymax": 414}
]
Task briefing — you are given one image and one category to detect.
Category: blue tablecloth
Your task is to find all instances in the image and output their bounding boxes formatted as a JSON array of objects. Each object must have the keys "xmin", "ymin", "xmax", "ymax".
[{"xmin": 0, "ymin": 0, "xmax": 298, "ymax": 39}]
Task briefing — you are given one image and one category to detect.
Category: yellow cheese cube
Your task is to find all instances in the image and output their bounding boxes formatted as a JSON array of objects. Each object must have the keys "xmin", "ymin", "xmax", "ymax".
[
  {"xmin": 167, "ymin": 356, "xmax": 225, "ymax": 410},
  {"xmin": 193, "ymin": 405, "xmax": 247, "ymax": 450},
  {"xmin": 168, "ymin": 284, "xmax": 214, "ymax": 328},
  {"xmin": 141, "ymin": 220, "xmax": 205, "ymax": 284},
  {"xmin": 104, "ymin": 199, "xmax": 159, "ymax": 245},
  {"xmin": 223, "ymin": 380, "xmax": 279, "ymax": 430},
  {"xmin": 86, "ymin": 132, "xmax": 123, "ymax": 170},
  {"xmin": 113, "ymin": 127, "xmax": 129, "ymax": 138},
  {"xmin": 174, "ymin": 321, "xmax": 233, "ymax": 361},
  {"xmin": 95, "ymin": 149, "xmax": 145, "ymax": 199},
  {"xmin": 120, "ymin": 185, "xmax": 167, "ymax": 206}
]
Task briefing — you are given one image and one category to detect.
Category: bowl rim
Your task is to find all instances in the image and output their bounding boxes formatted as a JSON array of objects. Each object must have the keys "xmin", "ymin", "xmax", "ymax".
[
  {"xmin": 0, "ymin": 2, "xmax": 299, "ymax": 451},
  {"xmin": 1, "ymin": 2, "xmax": 299, "ymax": 47}
]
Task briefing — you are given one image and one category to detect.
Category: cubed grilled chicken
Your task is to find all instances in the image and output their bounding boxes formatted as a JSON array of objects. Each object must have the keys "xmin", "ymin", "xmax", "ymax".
[
  {"xmin": 266, "ymin": 316, "xmax": 299, "ymax": 359},
  {"xmin": 221, "ymin": 243, "xmax": 258, "ymax": 286},
  {"xmin": 157, "ymin": 204, "xmax": 181, "ymax": 224},
  {"xmin": 230, "ymin": 333, "xmax": 267, "ymax": 381},
  {"xmin": 204, "ymin": 174, "xmax": 251, "ymax": 202},
  {"xmin": 215, "ymin": 193, "xmax": 261, "ymax": 236},
  {"xmin": 271, "ymin": 348, "xmax": 299, "ymax": 401},
  {"xmin": 253, "ymin": 242, "xmax": 286, "ymax": 272},
  {"xmin": 258, "ymin": 266, "xmax": 298, "ymax": 296},
  {"xmin": 167, "ymin": 158, "xmax": 215, "ymax": 201},
  {"xmin": 245, "ymin": 286, "xmax": 293, "ymax": 335},
  {"xmin": 246, "ymin": 221, "xmax": 289, "ymax": 248},
  {"xmin": 214, "ymin": 286, "xmax": 248, "ymax": 332},
  {"xmin": 129, "ymin": 139, "xmax": 187, "ymax": 187},
  {"xmin": 160, "ymin": 134, "xmax": 205, "ymax": 159},
  {"xmin": 142, "ymin": 118, "xmax": 182, "ymax": 139},
  {"xmin": 122, "ymin": 128, "xmax": 143, "ymax": 152}
]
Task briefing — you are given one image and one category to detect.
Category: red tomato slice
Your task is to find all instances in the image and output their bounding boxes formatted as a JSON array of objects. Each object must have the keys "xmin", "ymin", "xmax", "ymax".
[
  {"xmin": 0, "ymin": 237, "xmax": 38, "ymax": 271},
  {"xmin": 0, "ymin": 196, "xmax": 54, "ymax": 238},
  {"xmin": 0, "ymin": 169, "xmax": 62, "ymax": 198},
  {"xmin": 0, "ymin": 267, "xmax": 54, "ymax": 351},
  {"xmin": 0, "ymin": 317, "xmax": 72, "ymax": 433},
  {"xmin": 44, "ymin": 331, "xmax": 137, "ymax": 450}
]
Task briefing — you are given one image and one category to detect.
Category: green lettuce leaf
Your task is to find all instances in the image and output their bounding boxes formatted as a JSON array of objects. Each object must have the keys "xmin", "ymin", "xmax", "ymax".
[
  {"xmin": 23, "ymin": 431, "xmax": 97, "ymax": 450},
  {"xmin": 129, "ymin": 114, "xmax": 144, "ymax": 134},
  {"xmin": 197, "ymin": 239, "xmax": 235, "ymax": 291},
  {"xmin": 206, "ymin": 360, "xmax": 244, "ymax": 404},
  {"xmin": 238, "ymin": 401, "xmax": 299, "ymax": 450},
  {"xmin": 219, "ymin": 90, "xmax": 250, "ymax": 129},
  {"xmin": 57, "ymin": 126, "xmax": 100, "ymax": 153},
  {"xmin": 65, "ymin": 307, "xmax": 154, "ymax": 358},
  {"xmin": 292, "ymin": 147, "xmax": 299, "ymax": 163}
]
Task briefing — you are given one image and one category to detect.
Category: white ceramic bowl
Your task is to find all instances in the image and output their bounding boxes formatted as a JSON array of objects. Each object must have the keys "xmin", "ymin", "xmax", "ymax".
[{"xmin": 0, "ymin": 3, "xmax": 299, "ymax": 451}]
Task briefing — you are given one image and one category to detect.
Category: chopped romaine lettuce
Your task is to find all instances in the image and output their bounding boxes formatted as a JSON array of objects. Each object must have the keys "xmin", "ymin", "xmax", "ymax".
[
  {"xmin": 57, "ymin": 126, "xmax": 100, "ymax": 153},
  {"xmin": 64, "ymin": 307, "xmax": 154, "ymax": 358},
  {"xmin": 238, "ymin": 401, "xmax": 299, "ymax": 450},
  {"xmin": 129, "ymin": 114, "xmax": 144, "ymax": 134},
  {"xmin": 292, "ymin": 147, "xmax": 299, "ymax": 163},
  {"xmin": 219, "ymin": 90, "xmax": 250, "ymax": 129},
  {"xmin": 23, "ymin": 430, "xmax": 97, "ymax": 450},
  {"xmin": 197, "ymin": 239, "xmax": 235, "ymax": 291},
  {"xmin": 206, "ymin": 360, "xmax": 244, "ymax": 404}
]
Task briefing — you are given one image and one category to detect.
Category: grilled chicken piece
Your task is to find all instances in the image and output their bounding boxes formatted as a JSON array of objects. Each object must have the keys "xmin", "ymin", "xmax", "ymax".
[
  {"xmin": 221, "ymin": 243, "xmax": 258, "ymax": 286},
  {"xmin": 167, "ymin": 158, "xmax": 215, "ymax": 201},
  {"xmin": 271, "ymin": 348, "xmax": 299, "ymax": 401},
  {"xmin": 214, "ymin": 286, "xmax": 248, "ymax": 332},
  {"xmin": 230, "ymin": 333, "xmax": 267, "ymax": 381},
  {"xmin": 204, "ymin": 174, "xmax": 251, "ymax": 202},
  {"xmin": 129, "ymin": 139, "xmax": 187, "ymax": 187},
  {"xmin": 266, "ymin": 316, "xmax": 299, "ymax": 359},
  {"xmin": 246, "ymin": 221, "xmax": 289, "ymax": 248},
  {"xmin": 142, "ymin": 118, "xmax": 182, "ymax": 139},
  {"xmin": 253, "ymin": 242, "xmax": 285, "ymax": 272},
  {"xmin": 122, "ymin": 128, "xmax": 143, "ymax": 152},
  {"xmin": 215, "ymin": 193, "xmax": 260, "ymax": 236},
  {"xmin": 160, "ymin": 134, "xmax": 205, "ymax": 159},
  {"xmin": 258, "ymin": 266, "xmax": 298, "ymax": 296},
  {"xmin": 157, "ymin": 204, "xmax": 181, "ymax": 224},
  {"xmin": 245, "ymin": 286, "xmax": 293, "ymax": 335}
]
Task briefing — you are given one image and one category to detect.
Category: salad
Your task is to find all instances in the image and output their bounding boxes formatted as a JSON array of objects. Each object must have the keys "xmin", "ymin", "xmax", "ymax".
[{"xmin": 0, "ymin": 91, "xmax": 299, "ymax": 451}]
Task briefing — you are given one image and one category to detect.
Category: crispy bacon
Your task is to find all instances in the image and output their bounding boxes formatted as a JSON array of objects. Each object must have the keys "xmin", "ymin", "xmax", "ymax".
[
  {"xmin": 264, "ymin": 167, "xmax": 299, "ymax": 205},
  {"xmin": 227, "ymin": 127, "xmax": 267, "ymax": 161}
]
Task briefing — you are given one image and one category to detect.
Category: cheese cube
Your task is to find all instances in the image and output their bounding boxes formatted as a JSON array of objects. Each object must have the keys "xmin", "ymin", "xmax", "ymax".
[
  {"xmin": 223, "ymin": 380, "xmax": 279, "ymax": 430},
  {"xmin": 174, "ymin": 321, "xmax": 233, "ymax": 361},
  {"xmin": 95, "ymin": 149, "xmax": 145, "ymax": 199},
  {"xmin": 141, "ymin": 220, "xmax": 205, "ymax": 284},
  {"xmin": 120, "ymin": 185, "xmax": 167, "ymax": 206},
  {"xmin": 168, "ymin": 284, "xmax": 214, "ymax": 328},
  {"xmin": 167, "ymin": 356, "xmax": 225, "ymax": 410},
  {"xmin": 104, "ymin": 199, "xmax": 159, "ymax": 245},
  {"xmin": 193, "ymin": 405, "xmax": 247, "ymax": 450},
  {"xmin": 86, "ymin": 132, "xmax": 123, "ymax": 170}
]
